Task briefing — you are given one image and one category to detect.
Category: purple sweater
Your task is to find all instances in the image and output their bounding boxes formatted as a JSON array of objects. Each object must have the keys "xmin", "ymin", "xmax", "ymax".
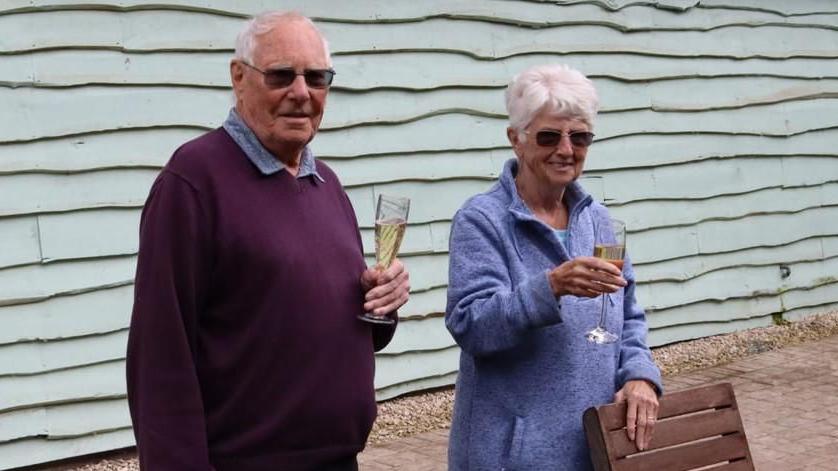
[{"xmin": 126, "ymin": 128, "xmax": 395, "ymax": 470}]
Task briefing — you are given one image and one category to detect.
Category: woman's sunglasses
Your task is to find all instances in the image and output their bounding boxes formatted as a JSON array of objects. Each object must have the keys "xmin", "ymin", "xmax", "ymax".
[
  {"xmin": 532, "ymin": 130, "xmax": 595, "ymax": 148},
  {"xmin": 240, "ymin": 61, "xmax": 336, "ymax": 89}
]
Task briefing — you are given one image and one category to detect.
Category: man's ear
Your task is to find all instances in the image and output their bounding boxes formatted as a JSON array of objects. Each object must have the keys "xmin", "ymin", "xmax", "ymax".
[{"xmin": 230, "ymin": 60, "xmax": 245, "ymax": 96}]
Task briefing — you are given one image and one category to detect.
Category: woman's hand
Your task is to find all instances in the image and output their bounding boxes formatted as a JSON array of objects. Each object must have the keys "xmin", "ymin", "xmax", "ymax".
[
  {"xmin": 547, "ymin": 257, "xmax": 626, "ymax": 297},
  {"xmin": 614, "ymin": 380, "xmax": 659, "ymax": 451},
  {"xmin": 360, "ymin": 258, "xmax": 410, "ymax": 317}
]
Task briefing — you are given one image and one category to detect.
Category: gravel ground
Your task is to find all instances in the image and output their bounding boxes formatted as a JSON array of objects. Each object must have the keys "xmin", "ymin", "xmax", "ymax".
[{"xmin": 42, "ymin": 310, "xmax": 838, "ymax": 470}]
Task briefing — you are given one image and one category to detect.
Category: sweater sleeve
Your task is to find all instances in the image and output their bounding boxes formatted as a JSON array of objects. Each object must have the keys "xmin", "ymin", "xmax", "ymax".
[
  {"xmin": 615, "ymin": 256, "xmax": 664, "ymax": 395},
  {"xmin": 445, "ymin": 208, "xmax": 563, "ymax": 357},
  {"xmin": 126, "ymin": 170, "xmax": 214, "ymax": 470}
]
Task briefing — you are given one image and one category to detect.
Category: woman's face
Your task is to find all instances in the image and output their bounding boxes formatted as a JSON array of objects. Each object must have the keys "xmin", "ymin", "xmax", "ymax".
[{"xmin": 508, "ymin": 112, "xmax": 591, "ymax": 192}]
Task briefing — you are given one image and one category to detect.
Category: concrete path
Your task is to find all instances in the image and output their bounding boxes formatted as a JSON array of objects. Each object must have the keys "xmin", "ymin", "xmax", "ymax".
[{"xmin": 359, "ymin": 335, "xmax": 838, "ymax": 470}]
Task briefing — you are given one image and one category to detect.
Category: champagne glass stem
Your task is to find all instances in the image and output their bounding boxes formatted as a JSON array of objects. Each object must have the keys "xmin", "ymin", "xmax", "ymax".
[{"xmin": 598, "ymin": 293, "xmax": 608, "ymax": 330}]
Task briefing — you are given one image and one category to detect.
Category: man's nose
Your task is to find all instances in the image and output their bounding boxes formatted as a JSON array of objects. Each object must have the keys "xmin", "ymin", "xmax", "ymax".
[{"xmin": 286, "ymin": 74, "xmax": 311, "ymax": 100}]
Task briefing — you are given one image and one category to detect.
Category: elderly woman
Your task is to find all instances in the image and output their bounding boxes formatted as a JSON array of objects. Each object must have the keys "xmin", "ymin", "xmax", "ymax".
[{"xmin": 445, "ymin": 64, "xmax": 662, "ymax": 470}]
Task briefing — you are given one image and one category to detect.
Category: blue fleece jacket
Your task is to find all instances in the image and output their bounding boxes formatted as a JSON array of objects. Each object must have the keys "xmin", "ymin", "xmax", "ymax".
[{"xmin": 446, "ymin": 159, "xmax": 662, "ymax": 471}]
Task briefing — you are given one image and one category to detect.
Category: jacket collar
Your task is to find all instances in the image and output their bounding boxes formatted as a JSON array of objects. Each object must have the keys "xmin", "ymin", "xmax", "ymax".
[{"xmin": 499, "ymin": 158, "xmax": 592, "ymax": 223}]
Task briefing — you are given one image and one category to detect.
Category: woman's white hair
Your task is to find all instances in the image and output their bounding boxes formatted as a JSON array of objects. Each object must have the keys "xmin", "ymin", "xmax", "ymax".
[
  {"xmin": 234, "ymin": 11, "xmax": 332, "ymax": 66},
  {"xmin": 505, "ymin": 64, "xmax": 599, "ymax": 137}
]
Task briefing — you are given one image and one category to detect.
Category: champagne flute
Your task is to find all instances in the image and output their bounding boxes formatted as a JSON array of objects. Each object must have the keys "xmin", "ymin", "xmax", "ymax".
[
  {"xmin": 585, "ymin": 217, "xmax": 625, "ymax": 344},
  {"xmin": 357, "ymin": 194, "xmax": 410, "ymax": 325}
]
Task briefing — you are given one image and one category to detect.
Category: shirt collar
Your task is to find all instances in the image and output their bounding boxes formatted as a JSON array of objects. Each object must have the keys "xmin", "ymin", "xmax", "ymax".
[{"xmin": 222, "ymin": 108, "xmax": 325, "ymax": 182}]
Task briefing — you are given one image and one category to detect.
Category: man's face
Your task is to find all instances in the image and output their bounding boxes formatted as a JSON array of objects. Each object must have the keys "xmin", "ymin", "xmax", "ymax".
[{"xmin": 231, "ymin": 20, "xmax": 330, "ymax": 157}]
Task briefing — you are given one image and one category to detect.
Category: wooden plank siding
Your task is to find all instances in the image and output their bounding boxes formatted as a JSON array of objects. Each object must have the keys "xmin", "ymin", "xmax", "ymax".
[{"xmin": 1, "ymin": 0, "xmax": 837, "ymax": 467}]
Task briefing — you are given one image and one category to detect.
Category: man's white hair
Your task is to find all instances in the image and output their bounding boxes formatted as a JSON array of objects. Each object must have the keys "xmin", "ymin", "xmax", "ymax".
[
  {"xmin": 505, "ymin": 64, "xmax": 599, "ymax": 138},
  {"xmin": 233, "ymin": 11, "xmax": 332, "ymax": 66}
]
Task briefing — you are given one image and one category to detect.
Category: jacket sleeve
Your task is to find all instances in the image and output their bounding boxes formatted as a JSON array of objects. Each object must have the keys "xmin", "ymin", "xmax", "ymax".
[
  {"xmin": 126, "ymin": 170, "xmax": 214, "ymax": 470},
  {"xmin": 445, "ymin": 208, "xmax": 562, "ymax": 357},
  {"xmin": 616, "ymin": 256, "xmax": 663, "ymax": 395}
]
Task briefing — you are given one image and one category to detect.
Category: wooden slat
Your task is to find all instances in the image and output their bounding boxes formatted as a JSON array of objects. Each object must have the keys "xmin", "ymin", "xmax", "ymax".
[
  {"xmin": 584, "ymin": 407, "xmax": 614, "ymax": 471},
  {"xmin": 0, "ymin": 407, "xmax": 44, "ymax": 442},
  {"xmin": 785, "ymin": 301, "xmax": 838, "ymax": 322},
  {"xmin": 0, "ymin": 257, "xmax": 135, "ymax": 306},
  {"xmin": 0, "ymin": 330, "xmax": 128, "ymax": 376},
  {"xmin": 613, "ymin": 434, "xmax": 749, "ymax": 471},
  {"xmin": 638, "ymin": 256, "xmax": 838, "ymax": 312},
  {"xmin": 376, "ymin": 372, "xmax": 457, "ymax": 402},
  {"xmin": 2, "ymin": 1, "xmax": 837, "ymax": 29},
  {"xmin": 599, "ymin": 383, "xmax": 735, "ymax": 431},
  {"xmin": 0, "ymin": 86, "xmax": 227, "ymax": 142},
  {"xmin": 0, "ymin": 216, "xmax": 41, "ymax": 269},
  {"xmin": 698, "ymin": 0, "xmax": 838, "ymax": 16},
  {"xmin": 0, "ymin": 360, "xmax": 125, "ymax": 413},
  {"xmin": 632, "ymin": 205, "xmax": 838, "ymax": 265},
  {"xmin": 713, "ymin": 459, "xmax": 759, "ymax": 471},
  {"xmin": 373, "ymin": 345, "xmax": 460, "ymax": 390},
  {"xmin": 5, "ymin": 49, "xmax": 838, "ymax": 92},
  {"xmin": 0, "ymin": 170, "xmax": 157, "ymax": 217},
  {"xmin": 0, "ymin": 428, "xmax": 134, "ymax": 470},
  {"xmin": 378, "ymin": 315, "xmax": 449, "ymax": 355},
  {"xmin": 637, "ymin": 237, "xmax": 826, "ymax": 284},
  {"xmin": 0, "ymin": 127, "xmax": 197, "ymax": 174},
  {"xmin": 656, "ymin": 383, "xmax": 737, "ymax": 419},
  {"xmin": 0, "ymin": 286, "xmax": 132, "ymax": 345},
  {"xmin": 400, "ymin": 286, "xmax": 446, "ymax": 319},
  {"xmin": 5, "ymin": 79, "xmax": 837, "ymax": 141},
  {"xmin": 781, "ymin": 281, "xmax": 838, "ymax": 312},
  {"xmin": 0, "ymin": 398, "xmax": 130, "ymax": 443},
  {"xmin": 608, "ymin": 408, "xmax": 743, "ymax": 457},
  {"xmin": 646, "ymin": 279, "xmax": 838, "ymax": 331},
  {"xmin": 39, "ymin": 209, "xmax": 140, "ymax": 262},
  {"xmin": 648, "ymin": 308, "xmax": 774, "ymax": 347},
  {"xmin": 614, "ymin": 180, "xmax": 838, "ymax": 232},
  {"xmin": 4, "ymin": 9, "xmax": 838, "ymax": 59}
]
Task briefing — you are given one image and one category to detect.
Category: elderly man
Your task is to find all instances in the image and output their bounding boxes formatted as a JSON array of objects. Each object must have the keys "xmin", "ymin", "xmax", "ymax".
[{"xmin": 126, "ymin": 11, "xmax": 409, "ymax": 471}]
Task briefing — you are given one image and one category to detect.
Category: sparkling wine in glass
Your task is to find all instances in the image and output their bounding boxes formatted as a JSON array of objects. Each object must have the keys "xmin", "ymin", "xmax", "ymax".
[
  {"xmin": 585, "ymin": 217, "xmax": 626, "ymax": 344},
  {"xmin": 358, "ymin": 194, "xmax": 410, "ymax": 325}
]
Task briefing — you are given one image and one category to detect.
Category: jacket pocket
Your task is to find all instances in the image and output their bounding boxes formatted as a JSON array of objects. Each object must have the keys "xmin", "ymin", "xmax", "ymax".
[{"xmin": 501, "ymin": 415, "xmax": 526, "ymax": 470}]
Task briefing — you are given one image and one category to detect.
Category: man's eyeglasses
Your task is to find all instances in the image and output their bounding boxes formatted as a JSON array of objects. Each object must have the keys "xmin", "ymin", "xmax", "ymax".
[
  {"xmin": 240, "ymin": 61, "xmax": 336, "ymax": 89},
  {"xmin": 528, "ymin": 130, "xmax": 595, "ymax": 148}
]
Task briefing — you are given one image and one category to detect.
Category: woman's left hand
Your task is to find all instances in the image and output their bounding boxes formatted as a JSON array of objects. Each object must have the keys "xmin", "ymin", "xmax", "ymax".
[{"xmin": 614, "ymin": 380, "xmax": 659, "ymax": 451}]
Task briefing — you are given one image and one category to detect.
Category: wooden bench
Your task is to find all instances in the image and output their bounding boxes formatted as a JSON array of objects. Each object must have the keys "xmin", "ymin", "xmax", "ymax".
[{"xmin": 583, "ymin": 382, "xmax": 754, "ymax": 471}]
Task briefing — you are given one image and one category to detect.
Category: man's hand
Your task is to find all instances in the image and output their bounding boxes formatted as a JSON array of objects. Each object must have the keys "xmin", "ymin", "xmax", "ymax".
[
  {"xmin": 547, "ymin": 256, "xmax": 626, "ymax": 298},
  {"xmin": 614, "ymin": 380, "xmax": 659, "ymax": 451},
  {"xmin": 360, "ymin": 259, "xmax": 410, "ymax": 317}
]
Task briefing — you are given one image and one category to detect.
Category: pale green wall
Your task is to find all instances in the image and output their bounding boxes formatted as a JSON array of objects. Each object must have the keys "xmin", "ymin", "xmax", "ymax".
[{"xmin": 1, "ymin": 0, "xmax": 838, "ymax": 468}]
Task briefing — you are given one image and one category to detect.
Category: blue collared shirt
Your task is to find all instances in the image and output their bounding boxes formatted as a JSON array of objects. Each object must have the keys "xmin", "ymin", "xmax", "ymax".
[{"xmin": 222, "ymin": 108, "xmax": 325, "ymax": 182}]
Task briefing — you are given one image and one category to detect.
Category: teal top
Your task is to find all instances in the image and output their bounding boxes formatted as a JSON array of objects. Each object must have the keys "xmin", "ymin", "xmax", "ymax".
[{"xmin": 554, "ymin": 228, "xmax": 568, "ymax": 246}]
